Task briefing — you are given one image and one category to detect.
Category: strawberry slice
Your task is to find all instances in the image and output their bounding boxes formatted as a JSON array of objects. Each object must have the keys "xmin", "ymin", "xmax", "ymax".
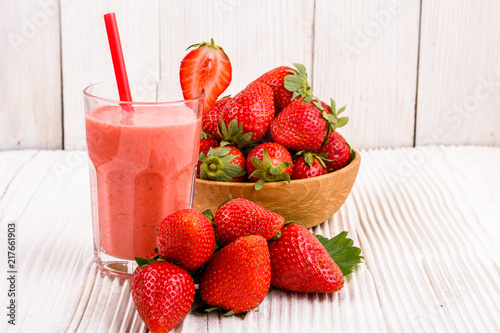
[{"xmin": 180, "ymin": 39, "xmax": 232, "ymax": 111}]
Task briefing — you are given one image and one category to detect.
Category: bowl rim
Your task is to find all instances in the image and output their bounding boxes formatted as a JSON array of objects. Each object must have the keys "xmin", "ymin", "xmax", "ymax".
[{"xmin": 196, "ymin": 149, "xmax": 361, "ymax": 188}]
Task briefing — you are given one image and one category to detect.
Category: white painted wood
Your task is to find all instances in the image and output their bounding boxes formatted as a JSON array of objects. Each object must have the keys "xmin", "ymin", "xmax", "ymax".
[
  {"xmin": 312, "ymin": 0, "xmax": 421, "ymax": 149},
  {"xmin": 60, "ymin": 0, "xmax": 160, "ymax": 150},
  {"xmin": 159, "ymin": 0, "xmax": 315, "ymax": 96},
  {"xmin": 416, "ymin": 0, "xmax": 500, "ymax": 146},
  {"xmin": 0, "ymin": 1, "xmax": 62, "ymax": 150},
  {"xmin": 1, "ymin": 147, "xmax": 500, "ymax": 332}
]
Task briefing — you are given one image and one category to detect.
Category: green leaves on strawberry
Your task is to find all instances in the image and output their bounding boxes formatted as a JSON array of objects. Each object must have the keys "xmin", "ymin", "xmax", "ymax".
[
  {"xmin": 199, "ymin": 146, "xmax": 246, "ymax": 182},
  {"xmin": 315, "ymin": 131, "xmax": 352, "ymax": 172},
  {"xmin": 246, "ymin": 142, "xmax": 293, "ymax": 190},
  {"xmin": 313, "ymin": 98, "xmax": 349, "ymax": 142},
  {"xmin": 283, "ymin": 63, "xmax": 313, "ymax": 104},
  {"xmin": 220, "ymin": 82, "xmax": 275, "ymax": 148},
  {"xmin": 218, "ymin": 118, "xmax": 253, "ymax": 149},
  {"xmin": 316, "ymin": 231, "xmax": 364, "ymax": 277},
  {"xmin": 291, "ymin": 151, "xmax": 330, "ymax": 180}
]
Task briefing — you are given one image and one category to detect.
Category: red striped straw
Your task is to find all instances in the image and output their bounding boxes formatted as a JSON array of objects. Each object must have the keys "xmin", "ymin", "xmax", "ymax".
[{"xmin": 104, "ymin": 12, "xmax": 133, "ymax": 107}]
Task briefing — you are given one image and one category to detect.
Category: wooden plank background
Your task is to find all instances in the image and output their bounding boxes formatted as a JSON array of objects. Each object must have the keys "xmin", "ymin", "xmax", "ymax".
[{"xmin": 0, "ymin": 0, "xmax": 499, "ymax": 150}]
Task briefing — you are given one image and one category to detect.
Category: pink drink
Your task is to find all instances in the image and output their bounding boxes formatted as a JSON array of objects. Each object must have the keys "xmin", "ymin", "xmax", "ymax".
[{"xmin": 85, "ymin": 104, "xmax": 201, "ymax": 261}]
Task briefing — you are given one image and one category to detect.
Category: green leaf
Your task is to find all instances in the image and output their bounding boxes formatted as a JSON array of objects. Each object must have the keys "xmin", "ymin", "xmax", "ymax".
[
  {"xmin": 134, "ymin": 256, "xmax": 154, "ymax": 268},
  {"xmin": 276, "ymin": 161, "xmax": 293, "ymax": 173},
  {"xmin": 219, "ymin": 154, "xmax": 237, "ymax": 164},
  {"xmin": 284, "ymin": 76, "xmax": 303, "ymax": 92},
  {"xmin": 250, "ymin": 156, "xmax": 265, "ymax": 170},
  {"xmin": 215, "ymin": 172, "xmax": 233, "ymax": 182},
  {"xmin": 270, "ymin": 165, "xmax": 280, "ymax": 175},
  {"xmin": 293, "ymin": 63, "xmax": 307, "ymax": 77},
  {"xmin": 222, "ymin": 164, "xmax": 246, "ymax": 177},
  {"xmin": 337, "ymin": 116, "xmax": 349, "ymax": 128},
  {"xmin": 315, "ymin": 232, "xmax": 363, "ymax": 276},
  {"xmin": 338, "ymin": 105, "xmax": 346, "ymax": 114},
  {"xmin": 330, "ymin": 99, "xmax": 336, "ymax": 113},
  {"xmin": 202, "ymin": 209, "xmax": 214, "ymax": 221},
  {"xmin": 198, "ymin": 152, "xmax": 207, "ymax": 163},
  {"xmin": 254, "ymin": 179, "xmax": 265, "ymax": 190},
  {"xmin": 263, "ymin": 149, "xmax": 272, "ymax": 167},
  {"xmin": 214, "ymin": 147, "xmax": 231, "ymax": 158}
]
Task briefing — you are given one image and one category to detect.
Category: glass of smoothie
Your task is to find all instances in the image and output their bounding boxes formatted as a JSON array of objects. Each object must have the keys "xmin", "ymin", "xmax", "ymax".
[{"xmin": 83, "ymin": 81, "xmax": 203, "ymax": 278}]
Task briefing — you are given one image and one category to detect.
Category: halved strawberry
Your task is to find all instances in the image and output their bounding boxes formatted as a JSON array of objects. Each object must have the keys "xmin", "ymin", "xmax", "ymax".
[{"xmin": 180, "ymin": 39, "xmax": 232, "ymax": 111}]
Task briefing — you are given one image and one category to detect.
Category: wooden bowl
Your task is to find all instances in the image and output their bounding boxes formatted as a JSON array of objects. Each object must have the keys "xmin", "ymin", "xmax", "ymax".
[{"xmin": 193, "ymin": 150, "xmax": 361, "ymax": 228}]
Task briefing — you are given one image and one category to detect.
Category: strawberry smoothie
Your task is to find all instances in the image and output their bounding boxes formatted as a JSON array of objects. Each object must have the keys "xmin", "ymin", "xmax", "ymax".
[{"xmin": 85, "ymin": 105, "xmax": 201, "ymax": 260}]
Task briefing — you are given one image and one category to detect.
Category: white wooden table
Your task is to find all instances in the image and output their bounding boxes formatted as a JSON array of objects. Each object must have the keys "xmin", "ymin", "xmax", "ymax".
[{"xmin": 1, "ymin": 146, "xmax": 499, "ymax": 332}]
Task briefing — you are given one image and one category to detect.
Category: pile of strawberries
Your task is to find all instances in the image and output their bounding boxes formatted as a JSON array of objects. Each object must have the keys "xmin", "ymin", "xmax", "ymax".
[
  {"xmin": 131, "ymin": 198, "xmax": 362, "ymax": 332},
  {"xmin": 182, "ymin": 39, "xmax": 354, "ymax": 190}
]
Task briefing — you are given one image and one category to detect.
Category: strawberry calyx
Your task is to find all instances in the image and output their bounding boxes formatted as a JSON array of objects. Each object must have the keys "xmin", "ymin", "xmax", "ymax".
[
  {"xmin": 284, "ymin": 63, "xmax": 313, "ymax": 103},
  {"xmin": 315, "ymin": 231, "xmax": 363, "ymax": 276},
  {"xmin": 312, "ymin": 98, "xmax": 348, "ymax": 146},
  {"xmin": 249, "ymin": 148, "xmax": 293, "ymax": 190},
  {"xmin": 200, "ymin": 130, "xmax": 214, "ymax": 140},
  {"xmin": 199, "ymin": 147, "xmax": 246, "ymax": 182},
  {"xmin": 218, "ymin": 118, "xmax": 253, "ymax": 149},
  {"xmin": 134, "ymin": 248, "xmax": 165, "ymax": 268},
  {"xmin": 192, "ymin": 303, "xmax": 247, "ymax": 319},
  {"xmin": 186, "ymin": 38, "xmax": 230, "ymax": 61},
  {"xmin": 293, "ymin": 151, "xmax": 332, "ymax": 170}
]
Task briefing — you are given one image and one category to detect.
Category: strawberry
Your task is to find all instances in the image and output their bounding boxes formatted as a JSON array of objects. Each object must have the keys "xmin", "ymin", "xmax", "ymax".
[
  {"xmin": 199, "ymin": 235, "xmax": 271, "ymax": 314},
  {"xmin": 212, "ymin": 197, "xmax": 285, "ymax": 246},
  {"xmin": 219, "ymin": 82, "xmax": 274, "ymax": 148},
  {"xmin": 197, "ymin": 132, "xmax": 219, "ymax": 178},
  {"xmin": 180, "ymin": 39, "xmax": 232, "ymax": 111},
  {"xmin": 315, "ymin": 131, "xmax": 351, "ymax": 172},
  {"xmin": 156, "ymin": 209, "xmax": 215, "ymax": 271},
  {"xmin": 268, "ymin": 224, "xmax": 345, "ymax": 293},
  {"xmin": 270, "ymin": 98, "xmax": 348, "ymax": 151},
  {"xmin": 270, "ymin": 101, "xmax": 326, "ymax": 151},
  {"xmin": 253, "ymin": 64, "xmax": 312, "ymax": 112},
  {"xmin": 291, "ymin": 151, "xmax": 330, "ymax": 180},
  {"xmin": 198, "ymin": 146, "xmax": 246, "ymax": 182},
  {"xmin": 246, "ymin": 142, "xmax": 293, "ymax": 190},
  {"xmin": 131, "ymin": 261, "xmax": 195, "ymax": 332},
  {"xmin": 202, "ymin": 96, "xmax": 232, "ymax": 140}
]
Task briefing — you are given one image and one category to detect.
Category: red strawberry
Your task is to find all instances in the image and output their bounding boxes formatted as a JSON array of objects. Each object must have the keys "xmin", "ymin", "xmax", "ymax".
[
  {"xmin": 156, "ymin": 209, "xmax": 215, "ymax": 271},
  {"xmin": 131, "ymin": 261, "xmax": 195, "ymax": 332},
  {"xmin": 271, "ymin": 98, "xmax": 348, "ymax": 151},
  {"xmin": 180, "ymin": 39, "xmax": 232, "ymax": 111},
  {"xmin": 213, "ymin": 197, "xmax": 285, "ymax": 246},
  {"xmin": 270, "ymin": 101, "xmax": 327, "ymax": 151},
  {"xmin": 202, "ymin": 96, "xmax": 232, "ymax": 140},
  {"xmin": 199, "ymin": 146, "xmax": 246, "ymax": 182},
  {"xmin": 199, "ymin": 235, "xmax": 271, "ymax": 314},
  {"xmin": 268, "ymin": 224, "xmax": 344, "ymax": 293},
  {"xmin": 254, "ymin": 63, "xmax": 313, "ymax": 112},
  {"xmin": 315, "ymin": 131, "xmax": 351, "ymax": 172},
  {"xmin": 246, "ymin": 142, "xmax": 293, "ymax": 190},
  {"xmin": 219, "ymin": 82, "xmax": 274, "ymax": 148},
  {"xmin": 197, "ymin": 132, "xmax": 219, "ymax": 178},
  {"xmin": 291, "ymin": 152, "xmax": 329, "ymax": 180}
]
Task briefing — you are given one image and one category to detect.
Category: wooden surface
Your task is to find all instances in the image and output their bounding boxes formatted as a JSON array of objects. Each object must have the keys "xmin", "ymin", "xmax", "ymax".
[
  {"xmin": 194, "ymin": 150, "xmax": 360, "ymax": 229},
  {"xmin": 0, "ymin": 0, "xmax": 62, "ymax": 150},
  {"xmin": 313, "ymin": 0, "xmax": 421, "ymax": 149},
  {"xmin": 416, "ymin": 0, "xmax": 500, "ymax": 146},
  {"xmin": 1, "ymin": 146, "xmax": 499, "ymax": 332},
  {"xmin": 1, "ymin": 1, "xmax": 499, "ymax": 150}
]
